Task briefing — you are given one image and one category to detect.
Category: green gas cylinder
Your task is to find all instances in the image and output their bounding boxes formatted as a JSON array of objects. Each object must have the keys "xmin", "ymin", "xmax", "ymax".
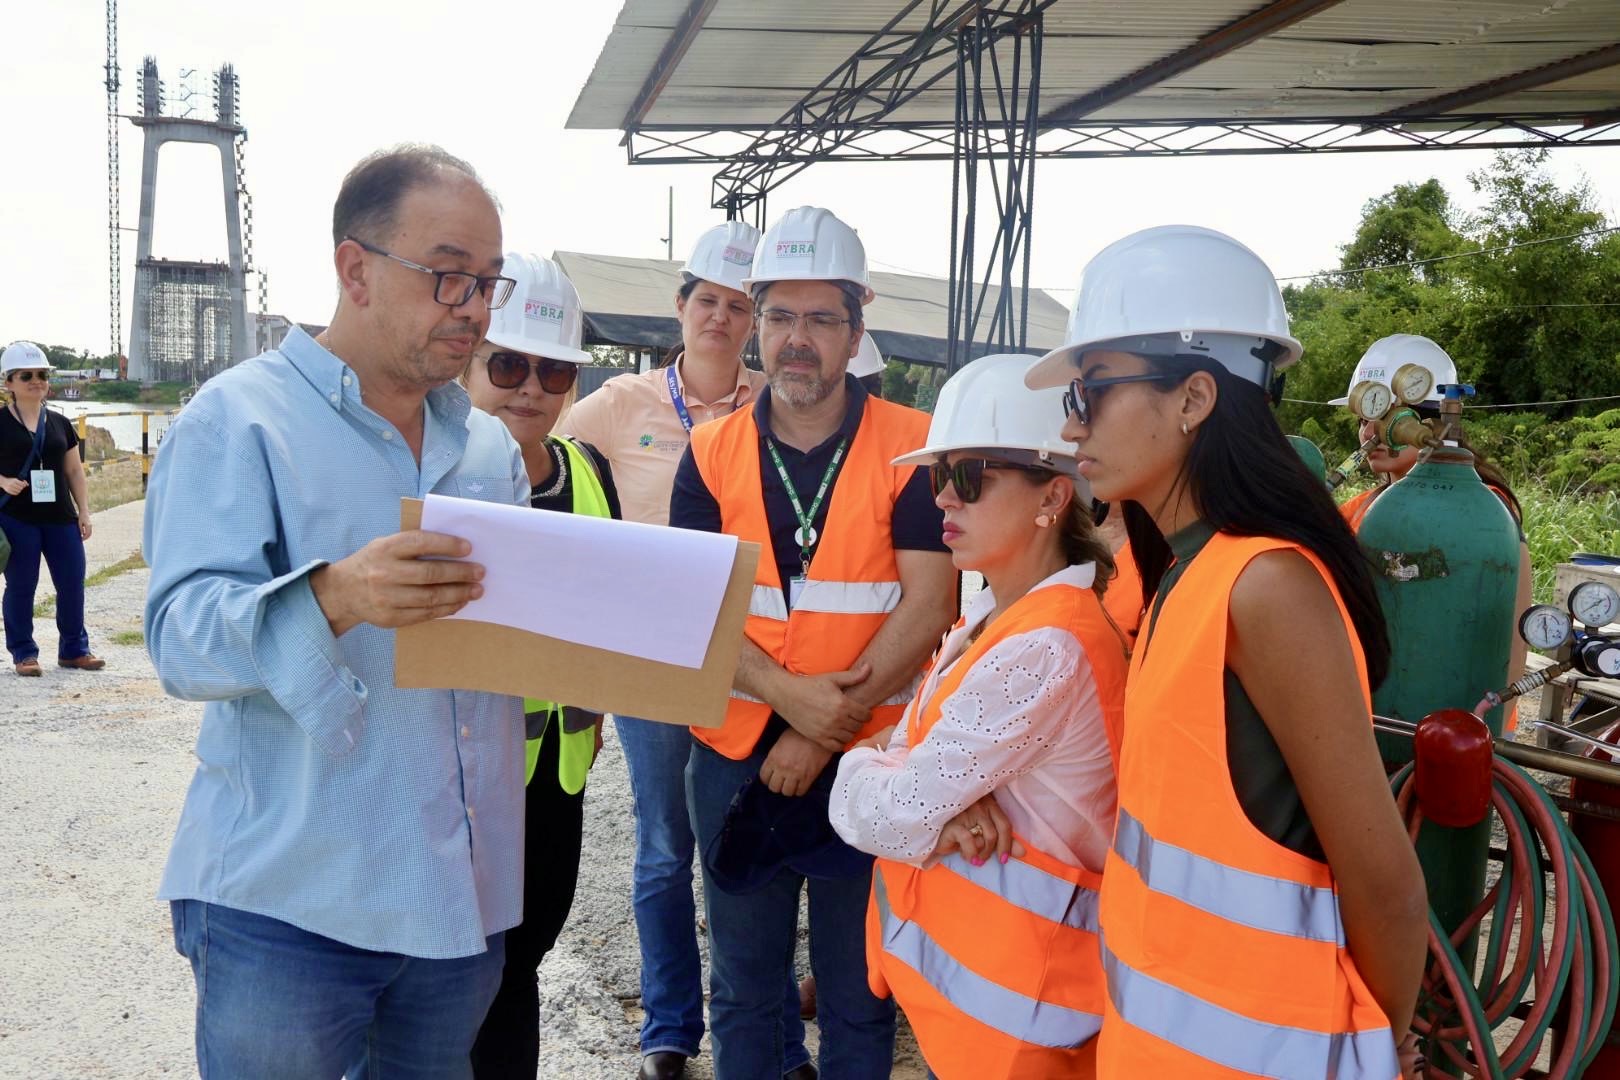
[
  {"xmin": 1287, "ymin": 435, "xmax": 1327, "ymax": 486},
  {"xmin": 1358, "ymin": 434, "xmax": 1519, "ymax": 940}
]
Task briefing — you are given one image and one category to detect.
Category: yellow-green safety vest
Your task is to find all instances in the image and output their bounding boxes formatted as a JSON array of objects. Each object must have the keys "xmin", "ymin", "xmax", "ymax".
[{"xmin": 525, "ymin": 436, "xmax": 613, "ymax": 793}]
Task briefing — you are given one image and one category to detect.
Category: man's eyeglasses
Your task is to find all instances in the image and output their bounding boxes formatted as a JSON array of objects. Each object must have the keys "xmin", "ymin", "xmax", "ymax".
[
  {"xmin": 1062, "ymin": 372, "xmax": 1181, "ymax": 426},
  {"xmin": 759, "ymin": 310, "xmax": 852, "ymax": 337},
  {"xmin": 929, "ymin": 458, "xmax": 1049, "ymax": 503},
  {"xmin": 486, "ymin": 351, "xmax": 578, "ymax": 394},
  {"xmin": 346, "ymin": 237, "xmax": 517, "ymax": 310},
  {"xmin": 9, "ymin": 371, "xmax": 49, "ymax": 383}
]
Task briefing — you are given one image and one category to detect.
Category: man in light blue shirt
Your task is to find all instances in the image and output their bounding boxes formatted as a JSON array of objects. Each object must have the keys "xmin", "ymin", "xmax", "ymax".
[{"xmin": 145, "ymin": 145, "xmax": 530, "ymax": 1079}]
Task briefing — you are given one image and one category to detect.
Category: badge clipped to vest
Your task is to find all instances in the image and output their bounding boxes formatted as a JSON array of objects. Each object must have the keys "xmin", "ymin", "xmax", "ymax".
[
  {"xmin": 29, "ymin": 469, "xmax": 56, "ymax": 503},
  {"xmin": 789, "ymin": 575, "xmax": 807, "ymax": 608}
]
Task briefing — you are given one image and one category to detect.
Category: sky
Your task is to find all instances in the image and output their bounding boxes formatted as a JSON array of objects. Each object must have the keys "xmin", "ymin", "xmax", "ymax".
[{"xmin": 5, "ymin": 1, "xmax": 1620, "ymax": 356}]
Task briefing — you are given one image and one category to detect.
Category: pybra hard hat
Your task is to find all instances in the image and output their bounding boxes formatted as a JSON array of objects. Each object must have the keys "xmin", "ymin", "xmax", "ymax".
[
  {"xmin": 1, "ymin": 341, "xmax": 51, "ymax": 376},
  {"xmin": 1026, "ymin": 224, "xmax": 1301, "ymax": 392},
  {"xmin": 741, "ymin": 206, "xmax": 872, "ymax": 301},
  {"xmin": 848, "ymin": 331, "xmax": 884, "ymax": 378},
  {"xmin": 894, "ymin": 352, "xmax": 1090, "ymax": 504},
  {"xmin": 484, "ymin": 253, "xmax": 591, "ymax": 364},
  {"xmin": 1329, "ymin": 334, "xmax": 1457, "ymax": 407},
  {"xmin": 681, "ymin": 221, "xmax": 762, "ymax": 294}
]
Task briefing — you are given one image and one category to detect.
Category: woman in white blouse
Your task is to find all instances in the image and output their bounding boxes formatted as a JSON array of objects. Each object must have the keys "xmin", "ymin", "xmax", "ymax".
[{"xmin": 829, "ymin": 354, "xmax": 1129, "ymax": 1078}]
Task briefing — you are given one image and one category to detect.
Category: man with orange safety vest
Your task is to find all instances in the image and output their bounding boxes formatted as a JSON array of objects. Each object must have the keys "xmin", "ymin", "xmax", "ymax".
[{"xmin": 670, "ymin": 206, "xmax": 958, "ymax": 1078}]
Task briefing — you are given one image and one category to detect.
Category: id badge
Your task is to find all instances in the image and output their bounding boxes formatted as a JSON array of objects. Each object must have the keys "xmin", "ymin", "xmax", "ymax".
[
  {"xmin": 789, "ymin": 575, "xmax": 807, "ymax": 608},
  {"xmin": 29, "ymin": 469, "xmax": 55, "ymax": 503}
]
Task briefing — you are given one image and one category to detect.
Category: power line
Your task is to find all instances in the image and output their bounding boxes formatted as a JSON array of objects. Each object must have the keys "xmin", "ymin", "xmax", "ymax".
[
  {"xmin": 1277, "ymin": 225, "xmax": 1620, "ymax": 283},
  {"xmin": 1284, "ymin": 393, "xmax": 1620, "ymax": 410}
]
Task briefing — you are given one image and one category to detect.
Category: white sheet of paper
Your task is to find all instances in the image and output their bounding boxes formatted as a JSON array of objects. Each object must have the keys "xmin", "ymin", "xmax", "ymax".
[{"xmin": 419, "ymin": 493, "xmax": 739, "ymax": 670}]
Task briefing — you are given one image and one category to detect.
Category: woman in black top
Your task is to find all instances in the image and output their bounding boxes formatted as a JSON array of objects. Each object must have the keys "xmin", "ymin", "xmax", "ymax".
[
  {"xmin": 460, "ymin": 255, "xmax": 623, "ymax": 1079},
  {"xmin": 0, "ymin": 342, "xmax": 104, "ymax": 676}
]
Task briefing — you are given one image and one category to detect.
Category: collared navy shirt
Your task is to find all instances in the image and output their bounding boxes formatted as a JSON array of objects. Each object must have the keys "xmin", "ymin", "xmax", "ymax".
[
  {"xmin": 144, "ymin": 328, "xmax": 530, "ymax": 959},
  {"xmin": 669, "ymin": 375, "xmax": 947, "ymax": 598}
]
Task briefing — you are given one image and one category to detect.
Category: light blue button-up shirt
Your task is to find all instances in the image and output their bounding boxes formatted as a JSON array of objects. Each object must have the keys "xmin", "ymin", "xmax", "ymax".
[{"xmin": 145, "ymin": 327, "xmax": 530, "ymax": 959}]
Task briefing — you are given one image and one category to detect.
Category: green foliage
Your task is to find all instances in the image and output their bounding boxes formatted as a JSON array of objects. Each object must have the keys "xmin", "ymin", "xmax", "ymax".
[
  {"xmin": 1278, "ymin": 150, "xmax": 1620, "ymax": 446},
  {"xmin": 1518, "ymin": 484, "xmax": 1620, "ymax": 603}
]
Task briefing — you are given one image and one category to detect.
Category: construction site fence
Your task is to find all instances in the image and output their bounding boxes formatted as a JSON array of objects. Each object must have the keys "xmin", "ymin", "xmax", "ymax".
[{"xmin": 75, "ymin": 409, "xmax": 182, "ymax": 494}]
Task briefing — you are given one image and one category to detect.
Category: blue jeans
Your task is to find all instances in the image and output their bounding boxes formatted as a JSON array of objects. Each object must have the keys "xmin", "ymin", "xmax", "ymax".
[
  {"xmin": 171, "ymin": 900, "xmax": 505, "ymax": 1080},
  {"xmin": 0, "ymin": 515, "xmax": 89, "ymax": 664},
  {"xmin": 614, "ymin": 714, "xmax": 808, "ymax": 1068},
  {"xmin": 688, "ymin": 740, "xmax": 897, "ymax": 1079}
]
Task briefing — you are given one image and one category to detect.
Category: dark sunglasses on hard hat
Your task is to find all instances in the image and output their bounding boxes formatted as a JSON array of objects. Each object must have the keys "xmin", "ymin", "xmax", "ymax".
[
  {"xmin": 486, "ymin": 351, "xmax": 578, "ymax": 394},
  {"xmin": 929, "ymin": 457, "xmax": 1050, "ymax": 503}
]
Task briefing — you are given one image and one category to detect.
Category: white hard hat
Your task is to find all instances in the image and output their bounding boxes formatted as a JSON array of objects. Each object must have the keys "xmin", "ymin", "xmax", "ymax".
[
  {"xmin": 681, "ymin": 221, "xmax": 761, "ymax": 294},
  {"xmin": 1026, "ymin": 224, "xmax": 1301, "ymax": 391},
  {"xmin": 741, "ymin": 206, "xmax": 873, "ymax": 301},
  {"xmin": 485, "ymin": 253, "xmax": 591, "ymax": 364},
  {"xmin": 1, "ymin": 341, "xmax": 51, "ymax": 376},
  {"xmin": 1329, "ymin": 334, "xmax": 1457, "ymax": 407},
  {"xmin": 848, "ymin": 331, "xmax": 884, "ymax": 378},
  {"xmin": 894, "ymin": 352, "xmax": 1089, "ymax": 501}
]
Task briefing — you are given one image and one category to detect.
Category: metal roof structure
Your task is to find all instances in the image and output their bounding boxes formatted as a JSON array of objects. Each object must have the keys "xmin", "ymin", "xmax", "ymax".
[
  {"xmin": 570, "ymin": 0, "xmax": 1620, "ymax": 369},
  {"xmin": 554, "ymin": 249, "xmax": 1069, "ymax": 367}
]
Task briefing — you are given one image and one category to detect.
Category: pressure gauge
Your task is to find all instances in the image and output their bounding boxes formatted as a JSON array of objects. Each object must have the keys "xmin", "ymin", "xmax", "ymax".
[
  {"xmin": 1347, "ymin": 380, "xmax": 1393, "ymax": 422},
  {"xmin": 1569, "ymin": 580, "xmax": 1620, "ymax": 628},
  {"xmin": 1391, "ymin": 363, "xmax": 1435, "ymax": 406},
  {"xmin": 1579, "ymin": 638, "xmax": 1620, "ymax": 678},
  {"xmin": 1518, "ymin": 604, "xmax": 1573, "ymax": 650}
]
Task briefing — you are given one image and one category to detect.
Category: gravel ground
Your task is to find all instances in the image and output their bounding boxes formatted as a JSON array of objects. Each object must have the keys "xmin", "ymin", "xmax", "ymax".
[{"xmin": 0, "ymin": 501, "xmax": 926, "ymax": 1078}]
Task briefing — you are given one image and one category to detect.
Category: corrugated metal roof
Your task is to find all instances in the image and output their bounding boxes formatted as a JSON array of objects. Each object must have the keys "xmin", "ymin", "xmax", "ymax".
[
  {"xmin": 554, "ymin": 250, "xmax": 1070, "ymax": 365},
  {"xmin": 569, "ymin": 0, "xmax": 1620, "ymax": 131}
]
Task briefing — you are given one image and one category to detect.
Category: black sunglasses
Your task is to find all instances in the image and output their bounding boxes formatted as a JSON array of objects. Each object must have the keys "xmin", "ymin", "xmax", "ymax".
[
  {"xmin": 929, "ymin": 458, "xmax": 1050, "ymax": 503},
  {"xmin": 486, "ymin": 351, "xmax": 578, "ymax": 393},
  {"xmin": 10, "ymin": 371, "xmax": 49, "ymax": 383},
  {"xmin": 1063, "ymin": 372, "xmax": 1181, "ymax": 426}
]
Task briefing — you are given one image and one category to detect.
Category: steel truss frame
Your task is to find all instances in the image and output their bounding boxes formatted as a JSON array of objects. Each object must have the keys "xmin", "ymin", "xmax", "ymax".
[
  {"xmin": 620, "ymin": 0, "xmax": 1620, "ymax": 371},
  {"xmin": 629, "ymin": 112, "xmax": 1620, "ymax": 176}
]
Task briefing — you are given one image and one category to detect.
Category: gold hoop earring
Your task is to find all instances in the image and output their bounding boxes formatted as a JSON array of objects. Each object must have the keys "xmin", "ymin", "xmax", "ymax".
[{"xmin": 1035, "ymin": 513, "xmax": 1054, "ymax": 528}]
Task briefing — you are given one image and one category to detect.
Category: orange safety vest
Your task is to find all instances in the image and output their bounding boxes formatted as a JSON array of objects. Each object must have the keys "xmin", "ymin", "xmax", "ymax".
[
  {"xmin": 689, "ymin": 395, "xmax": 932, "ymax": 760},
  {"xmin": 1340, "ymin": 487, "xmax": 1378, "ymax": 531},
  {"xmin": 1102, "ymin": 541, "xmax": 1144, "ymax": 652},
  {"xmin": 1097, "ymin": 533, "xmax": 1399, "ymax": 1079},
  {"xmin": 866, "ymin": 576, "xmax": 1129, "ymax": 1078}
]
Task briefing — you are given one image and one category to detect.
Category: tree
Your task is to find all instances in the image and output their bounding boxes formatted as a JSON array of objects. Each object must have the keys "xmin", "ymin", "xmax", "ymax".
[{"xmin": 1334, "ymin": 179, "xmax": 1467, "ymax": 286}]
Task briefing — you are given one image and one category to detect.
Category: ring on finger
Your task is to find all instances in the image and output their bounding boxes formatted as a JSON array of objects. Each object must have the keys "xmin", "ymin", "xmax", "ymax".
[{"xmin": 968, "ymin": 823, "xmax": 985, "ymax": 838}]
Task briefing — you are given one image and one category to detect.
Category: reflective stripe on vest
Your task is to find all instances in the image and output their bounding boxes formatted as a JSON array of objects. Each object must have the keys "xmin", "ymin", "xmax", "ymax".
[
  {"xmin": 1101, "ymin": 942, "xmax": 1400, "ymax": 1079},
  {"xmin": 689, "ymin": 395, "xmax": 934, "ymax": 758},
  {"xmin": 747, "ymin": 581, "xmax": 903, "ymax": 622},
  {"xmin": 865, "ymin": 577, "xmax": 1126, "ymax": 1070},
  {"xmin": 1098, "ymin": 533, "xmax": 1393, "ymax": 1077},
  {"xmin": 524, "ymin": 436, "xmax": 611, "ymax": 792},
  {"xmin": 936, "ymin": 851, "xmax": 1099, "ymax": 933},
  {"xmin": 1112, "ymin": 808, "xmax": 1345, "ymax": 946},
  {"xmin": 873, "ymin": 870, "xmax": 1102, "ymax": 1051}
]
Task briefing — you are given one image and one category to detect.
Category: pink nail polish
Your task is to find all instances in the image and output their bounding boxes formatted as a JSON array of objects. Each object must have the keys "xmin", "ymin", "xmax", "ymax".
[
  {"xmin": 971, "ymin": 857, "xmax": 983, "ymax": 867},
  {"xmin": 999, "ymin": 853, "xmax": 1009, "ymax": 865}
]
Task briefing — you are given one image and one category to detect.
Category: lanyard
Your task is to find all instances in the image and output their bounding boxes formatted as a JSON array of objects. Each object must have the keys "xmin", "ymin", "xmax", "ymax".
[
  {"xmin": 765, "ymin": 435, "xmax": 848, "ymax": 574},
  {"xmin": 666, "ymin": 365, "xmax": 695, "ymax": 434}
]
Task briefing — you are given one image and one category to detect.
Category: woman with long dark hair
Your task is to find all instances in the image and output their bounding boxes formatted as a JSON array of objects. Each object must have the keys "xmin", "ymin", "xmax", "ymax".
[{"xmin": 1027, "ymin": 225, "xmax": 1427, "ymax": 1079}]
